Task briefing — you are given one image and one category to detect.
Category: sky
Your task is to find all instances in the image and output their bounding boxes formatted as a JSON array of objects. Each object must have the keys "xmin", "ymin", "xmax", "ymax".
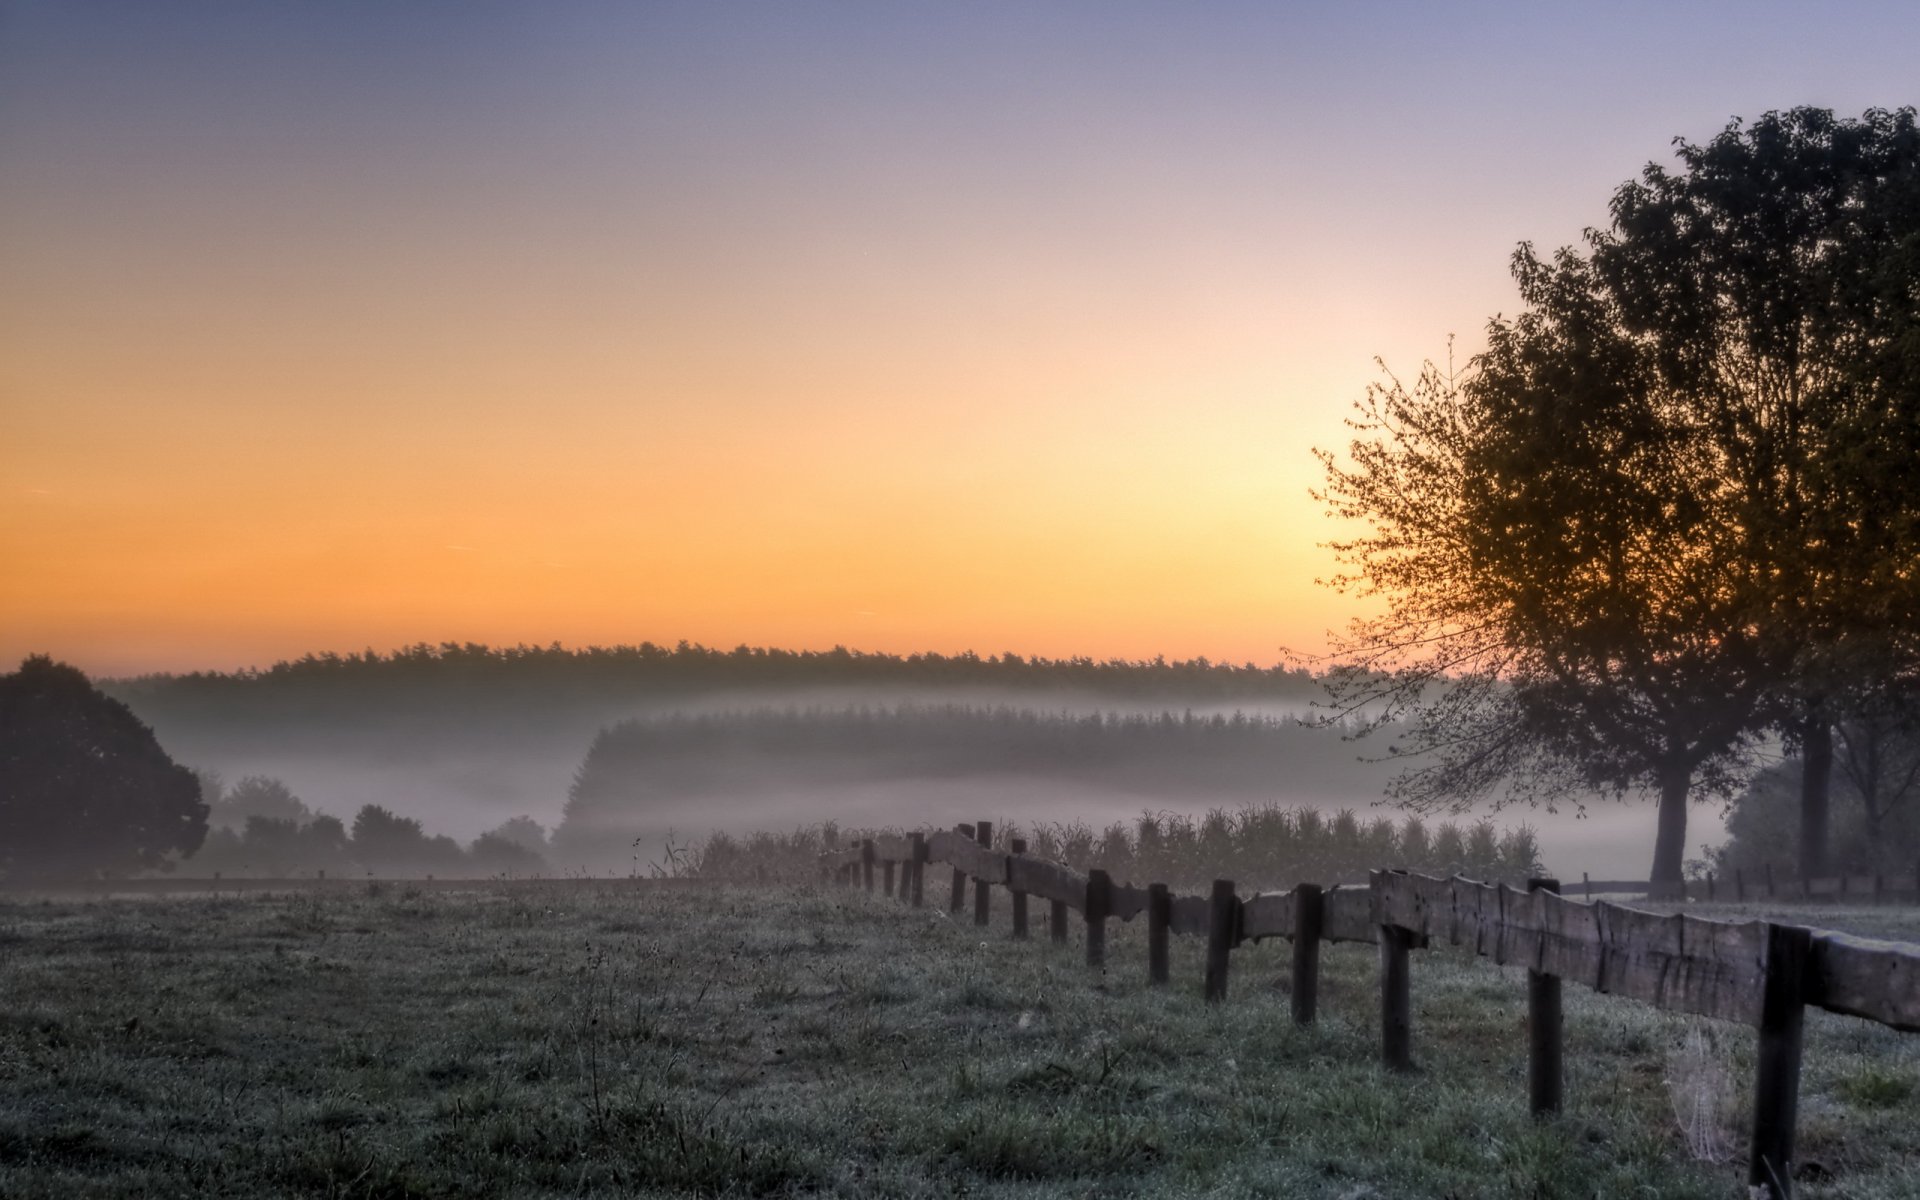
[{"xmin": 5, "ymin": 1, "xmax": 1919, "ymax": 677}]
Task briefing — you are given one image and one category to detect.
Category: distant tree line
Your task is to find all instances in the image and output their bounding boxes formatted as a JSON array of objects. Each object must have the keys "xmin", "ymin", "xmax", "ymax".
[
  {"xmin": 104, "ymin": 640, "xmax": 1322, "ymax": 732},
  {"xmin": 1713, "ymin": 717, "xmax": 1920, "ymax": 878},
  {"xmin": 555, "ymin": 704, "xmax": 1415, "ymax": 865},
  {"xmin": 188, "ymin": 771, "xmax": 551, "ymax": 878},
  {"xmin": 689, "ymin": 805, "xmax": 1542, "ymax": 890}
]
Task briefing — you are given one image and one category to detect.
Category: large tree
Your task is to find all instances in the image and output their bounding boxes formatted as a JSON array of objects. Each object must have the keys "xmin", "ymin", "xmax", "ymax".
[
  {"xmin": 1319, "ymin": 108, "xmax": 1920, "ymax": 888},
  {"xmin": 1594, "ymin": 107, "xmax": 1920, "ymax": 877},
  {"xmin": 1319, "ymin": 349, "xmax": 1767, "ymax": 888},
  {"xmin": 0, "ymin": 655, "xmax": 208, "ymax": 879}
]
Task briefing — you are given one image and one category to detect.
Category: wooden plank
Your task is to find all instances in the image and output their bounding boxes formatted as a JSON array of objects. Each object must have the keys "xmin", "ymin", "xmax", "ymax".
[
  {"xmin": 1532, "ymin": 889, "xmax": 1605, "ymax": 989},
  {"xmin": 1806, "ymin": 929, "xmax": 1920, "ymax": 1032},
  {"xmin": 1007, "ymin": 856, "xmax": 1087, "ymax": 912},
  {"xmin": 1168, "ymin": 894, "xmax": 1212, "ymax": 937},
  {"xmin": 1589, "ymin": 903, "xmax": 1768, "ymax": 1024},
  {"xmin": 1323, "ymin": 885, "xmax": 1378, "ymax": 944},
  {"xmin": 926, "ymin": 830, "xmax": 1007, "ymax": 884},
  {"xmin": 1373, "ymin": 870, "xmax": 1455, "ymax": 942},
  {"xmin": 1576, "ymin": 879, "xmax": 1655, "ymax": 895},
  {"xmin": 870, "ymin": 834, "xmax": 914, "ymax": 862},
  {"xmin": 1377, "ymin": 871, "xmax": 1768, "ymax": 1024},
  {"xmin": 1107, "ymin": 881, "xmax": 1150, "ymax": 924},
  {"xmin": 1239, "ymin": 890, "xmax": 1294, "ymax": 941}
]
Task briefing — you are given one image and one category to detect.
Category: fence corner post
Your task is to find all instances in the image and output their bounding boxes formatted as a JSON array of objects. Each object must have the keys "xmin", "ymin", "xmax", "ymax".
[
  {"xmin": 949, "ymin": 824, "xmax": 971, "ymax": 914},
  {"xmin": 1527, "ymin": 877, "xmax": 1563, "ymax": 1118},
  {"xmin": 1204, "ymin": 879, "xmax": 1238, "ymax": 1002},
  {"xmin": 1009, "ymin": 838, "xmax": 1029, "ymax": 939},
  {"xmin": 1147, "ymin": 882, "xmax": 1171, "ymax": 985},
  {"xmin": 973, "ymin": 821, "xmax": 993, "ymax": 927},
  {"xmin": 1378, "ymin": 871, "xmax": 1414, "ymax": 1072},
  {"xmin": 1085, "ymin": 869, "xmax": 1112, "ymax": 969},
  {"xmin": 1748, "ymin": 922, "xmax": 1811, "ymax": 1199},
  {"xmin": 1291, "ymin": 882, "xmax": 1324, "ymax": 1026}
]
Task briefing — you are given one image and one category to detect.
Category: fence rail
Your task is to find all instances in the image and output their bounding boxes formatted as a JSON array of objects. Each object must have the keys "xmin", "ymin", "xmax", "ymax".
[
  {"xmin": 819, "ymin": 826, "xmax": 1920, "ymax": 1199},
  {"xmin": 1577, "ymin": 866, "xmax": 1920, "ymax": 903}
]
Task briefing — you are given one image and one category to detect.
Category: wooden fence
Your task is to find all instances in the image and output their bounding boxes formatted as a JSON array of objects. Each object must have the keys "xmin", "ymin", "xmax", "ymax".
[
  {"xmin": 1577, "ymin": 865, "xmax": 1920, "ymax": 904},
  {"xmin": 820, "ymin": 824, "xmax": 1920, "ymax": 1200}
]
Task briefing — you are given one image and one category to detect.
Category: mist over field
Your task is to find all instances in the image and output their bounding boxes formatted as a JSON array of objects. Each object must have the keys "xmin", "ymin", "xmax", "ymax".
[{"xmin": 104, "ymin": 647, "xmax": 1711, "ymax": 880}]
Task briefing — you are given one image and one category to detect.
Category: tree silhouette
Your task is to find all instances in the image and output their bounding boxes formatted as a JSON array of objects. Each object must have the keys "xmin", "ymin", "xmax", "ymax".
[
  {"xmin": 349, "ymin": 804, "xmax": 428, "ymax": 873},
  {"xmin": 1592, "ymin": 107, "xmax": 1920, "ymax": 877},
  {"xmin": 0, "ymin": 655, "xmax": 208, "ymax": 878},
  {"xmin": 208, "ymin": 775, "xmax": 313, "ymax": 831},
  {"xmin": 1315, "ymin": 106, "xmax": 1920, "ymax": 889}
]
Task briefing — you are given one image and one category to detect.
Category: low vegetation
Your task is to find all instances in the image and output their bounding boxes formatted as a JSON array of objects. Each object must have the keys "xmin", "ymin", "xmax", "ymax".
[
  {"xmin": 691, "ymin": 806, "xmax": 1542, "ymax": 892},
  {"xmin": 2, "ymin": 882, "xmax": 1914, "ymax": 1197}
]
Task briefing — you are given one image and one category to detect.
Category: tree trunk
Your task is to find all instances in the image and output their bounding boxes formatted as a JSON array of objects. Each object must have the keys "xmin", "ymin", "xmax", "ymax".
[
  {"xmin": 1650, "ymin": 761, "xmax": 1691, "ymax": 893},
  {"xmin": 1799, "ymin": 715, "xmax": 1833, "ymax": 880}
]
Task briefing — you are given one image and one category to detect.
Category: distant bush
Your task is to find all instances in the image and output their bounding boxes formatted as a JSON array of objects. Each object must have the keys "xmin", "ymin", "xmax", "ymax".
[
  {"xmin": 185, "ymin": 788, "xmax": 552, "ymax": 879},
  {"xmin": 1713, "ymin": 726, "xmax": 1920, "ymax": 879}
]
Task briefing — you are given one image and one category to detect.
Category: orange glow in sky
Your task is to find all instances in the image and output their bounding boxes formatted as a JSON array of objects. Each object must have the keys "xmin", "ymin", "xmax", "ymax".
[{"xmin": 5, "ymin": 4, "xmax": 1915, "ymax": 676}]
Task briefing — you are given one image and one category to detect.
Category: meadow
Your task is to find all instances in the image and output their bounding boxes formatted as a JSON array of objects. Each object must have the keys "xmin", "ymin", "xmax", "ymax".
[{"xmin": 1, "ymin": 881, "xmax": 1916, "ymax": 1198}]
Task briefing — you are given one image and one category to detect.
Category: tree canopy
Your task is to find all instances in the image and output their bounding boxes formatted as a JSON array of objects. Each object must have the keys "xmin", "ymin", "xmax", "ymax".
[
  {"xmin": 1318, "ymin": 108, "xmax": 1920, "ymax": 887},
  {"xmin": 0, "ymin": 655, "xmax": 208, "ymax": 879}
]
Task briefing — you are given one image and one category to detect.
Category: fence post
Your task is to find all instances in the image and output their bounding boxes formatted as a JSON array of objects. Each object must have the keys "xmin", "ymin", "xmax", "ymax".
[
  {"xmin": 1765, "ymin": 862, "xmax": 1776, "ymax": 898},
  {"xmin": 862, "ymin": 840, "xmax": 875, "ymax": 893},
  {"xmin": 1379, "ymin": 871, "xmax": 1415, "ymax": 1072},
  {"xmin": 1528, "ymin": 878, "xmax": 1563, "ymax": 1118},
  {"xmin": 1203, "ymin": 879, "xmax": 1238, "ymax": 1002},
  {"xmin": 883, "ymin": 859, "xmax": 896, "ymax": 898},
  {"xmin": 1748, "ymin": 922, "xmax": 1812, "ymax": 1198},
  {"xmin": 1085, "ymin": 869, "xmax": 1112, "ymax": 969},
  {"xmin": 1582, "ymin": 872, "xmax": 1592, "ymax": 902},
  {"xmin": 1009, "ymin": 838, "xmax": 1029, "ymax": 939},
  {"xmin": 1291, "ymin": 882, "xmax": 1324, "ymax": 1026},
  {"xmin": 1050, "ymin": 898, "xmax": 1069, "ymax": 945},
  {"xmin": 949, "ymin": 824, "xmax": 972, "ymax": 914},
  {"xmin": 909, "ymin": 832, "xmax": 926, "ymax": 907},
  {"xmin": 1147, "ymin": 883, "xmax": 1171, "ymax": 985},
  {"xmin": 973, "ymin": 821, "xmax": 993, "ymax": 927}
]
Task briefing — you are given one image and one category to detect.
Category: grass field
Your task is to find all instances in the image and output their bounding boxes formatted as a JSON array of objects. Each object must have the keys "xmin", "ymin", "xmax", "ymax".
[{"xmin": 1, "ymin": 882, "xmax": 1916, "ymax": 1198}]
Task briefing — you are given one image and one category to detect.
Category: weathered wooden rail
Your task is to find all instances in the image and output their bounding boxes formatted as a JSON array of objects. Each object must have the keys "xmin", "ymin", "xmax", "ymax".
[
  {"xmin": 1577, "ymin": 865, "xmax": 1920, "ymax": 904},
  {"xmin": 821, "ymin": 829, "xmax": 1920, "ymax": 1199}
]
